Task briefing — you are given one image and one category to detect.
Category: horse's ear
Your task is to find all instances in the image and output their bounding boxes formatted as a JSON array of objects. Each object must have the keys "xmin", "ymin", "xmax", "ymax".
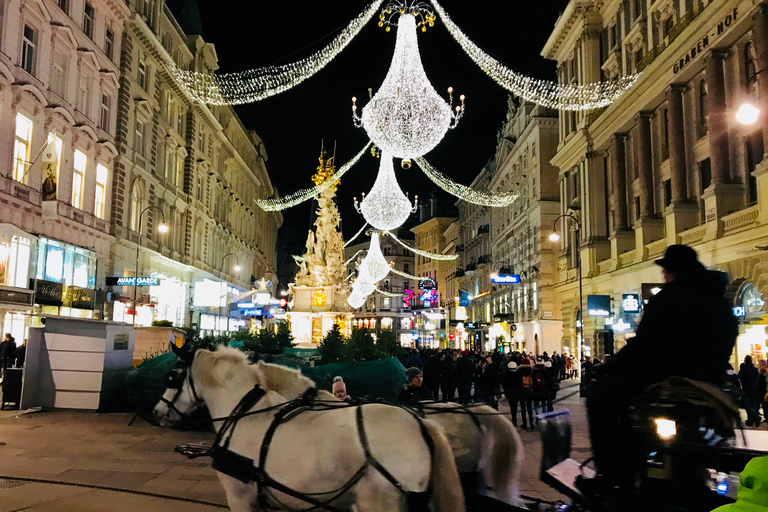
[{"xmin": 173, "ymin": 343, "xmax": 196, "ymax": 366}]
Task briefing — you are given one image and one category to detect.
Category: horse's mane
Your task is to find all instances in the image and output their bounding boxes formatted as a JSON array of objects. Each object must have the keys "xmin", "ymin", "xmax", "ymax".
[
  {"xmin": 257, "ymin": 360, "xmax": 316, "ymax": 397},
  {"xmin": 194, "ymin": 346, "xmax": 263, "ymax": 388}
]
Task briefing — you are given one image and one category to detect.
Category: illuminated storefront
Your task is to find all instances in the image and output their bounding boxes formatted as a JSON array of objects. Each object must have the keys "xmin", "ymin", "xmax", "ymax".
[
  {"xmin": 0, "ymin": 226, "xmax": 36, "ymax": 342},
  {"xmin": 34, "ymin": 237, "xmax": 97, "ymax": 318}
]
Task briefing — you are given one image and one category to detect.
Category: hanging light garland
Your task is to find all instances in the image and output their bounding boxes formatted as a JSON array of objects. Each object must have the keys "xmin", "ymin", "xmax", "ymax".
[
  {"xmin": 360, "ymin": 232, "xmax": 391, "ymax": 282},
  {"xmin": 428, "ymin": 0, "xmax": 639, "ymax": 111},
  {"xmin": 389, "ymin": 266, "xmax": 422, "ymax": 281},
  {"xmin": 352, "ymin": 10, "xmax": 464, "ymax": 163},
  {"xmin": 169, "ymin": 1, "xmax": 385, "ymax": 105},
  {"xmin": 415, "ymin": 157, "xmax": 518, "ymax": 207},
  {"xmin": 255, "ymin": 143, "xmax": 370, "ymax": 211},
  {"xmin": 354, "ymin": 153, "xmax": 417, "ymax": 230},
  {"xmin": 386, "ymin": 230, "xmax": 458, "ymax": 260},
  {"xmin": 344, "ymin": 222, "xmax": 370, "ymax": 247},
  {"xmin": 375, "ymin": 287, "xmax": 403, "ymax": 297}
]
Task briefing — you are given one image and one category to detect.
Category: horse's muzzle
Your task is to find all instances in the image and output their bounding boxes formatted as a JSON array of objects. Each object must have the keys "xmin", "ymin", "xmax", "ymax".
[{"xmin": 153, "ymin": 404, "xmax": 181, "ymax": 427}]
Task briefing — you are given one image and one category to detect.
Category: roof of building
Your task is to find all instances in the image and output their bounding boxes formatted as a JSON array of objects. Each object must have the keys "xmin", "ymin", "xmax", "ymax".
[{"xmin": 167, "ymin": 0, "xmax": 204, "ymax": 36}]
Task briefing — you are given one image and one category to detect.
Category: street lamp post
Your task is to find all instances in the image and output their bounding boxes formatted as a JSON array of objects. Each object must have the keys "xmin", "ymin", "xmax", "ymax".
[
  {"xmin": 133, "ymin": 206, "xmax": 168, "ymax": 325},
  {"xmin": 489, "ymin": 261, "xmax": 514, "ymax": 351},
  {"xmin": 549, "ymin": 213, "xmax": 582, "ymax": 372},
  {"xmin": 220, "ymin": 253, "xmax": 241, "ymax": 317}
]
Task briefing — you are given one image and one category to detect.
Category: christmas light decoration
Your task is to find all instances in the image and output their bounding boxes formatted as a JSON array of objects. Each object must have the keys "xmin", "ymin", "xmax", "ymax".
[
  {"xmin": 352, "ymin": 13, "xmax": 464, "ymax": 160},
  {"xmin": 169, "ymin": 1, "xmax": 385, "ymax": 105},
  {"xmin": 386, "ymin": 230, "xmax": 458, "ymax": 260},
  {"xmin": 375, "ymin": 287, "xmax": 403, "ymax": 297},
  {"xmin": 428, "ymin": 0, "xmax": 639, "ymax": 111},
  {"xmin": 344, "ymin": 222, "xmax": 370, "ymax": 247},
  {"xmin": 352, "ymin": 273, "xmax": 377, "ymax": 296},
  {"xmin": 354, "ymin": 153, "xmax": 417, "ymax": 230},
  {"xmin": 389, "ymin": 266, "xmax": 422, "ymax": 281},
  {"xmin": 360, "ymin": 232, "xmax": 391, "ymax": 282},
  {"xmin": 347, "ymin": 291, "xmax": 367, "ymax": 309},
  {"xmin": 415, "ymin": 157, "xmax": 518, "ymax": 207},
  {"xmin": 256, "ymin": 143, "xmax": 370, "ymax": 211}
]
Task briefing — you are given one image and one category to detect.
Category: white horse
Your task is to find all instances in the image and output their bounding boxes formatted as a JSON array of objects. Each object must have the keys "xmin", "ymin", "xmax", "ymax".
[
  {"xmin": 153, "ymin": 346, "xmax": 465, "ymax": 512},
  {"xmin": 256, "ymin": 361, "xmax": 524, "ymax": 507}
]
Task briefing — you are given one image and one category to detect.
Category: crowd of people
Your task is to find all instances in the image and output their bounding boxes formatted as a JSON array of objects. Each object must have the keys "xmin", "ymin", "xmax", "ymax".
[
  {"xmin": 738, "ymin": 355, "xmax": 768, "ymax": 427},
  {"xmin": 397, "ymin": 347, "xmax": 574, "ymax": 430},
  {"xmin": 0, "ymin": 333, "xmax": 25, "ymax": 382}
]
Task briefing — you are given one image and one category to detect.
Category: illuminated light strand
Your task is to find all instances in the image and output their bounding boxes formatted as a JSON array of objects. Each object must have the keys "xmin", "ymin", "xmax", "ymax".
[
  {"xmin": 344, "ymin": 249, "xmax": 365, "ymax": 267},
  {"xmin": 292, "ymin": 255, "xmax": 306, "ymax": 263},
  {"xmin": 255, "ymin": 143, "xmax": 371, "ymax": 211},
  {"xmin": 428, "ymin": 0, "xmax": 640, "ymax": 111},
  {"xmin": 389, "ymin": 266, "xmax": 422, "ymax": 281},
  {"xmin": 415, "ymin": 157, "xmax": 518, "ymax": 207},
  {"xmin": 360, "ymin": 233, "xmax": 391, "ymax": 282},
  {"xmin": 356, "ymin": 153, "xmax": 417, "ymax": 230},
  {"xmin": 344, "ymin": 222, "xmax": 370, "ymax": 247},
  {"xmin": 386, "ymin": 230, "xmax": 458, "ymax": 261},
  {"xmin": 347, "ymin": 291, "xmax": 367, "ymax": 309},
  {"xmin": 375, "ymin": 287, "xmax": 403, "ymax": 297},
  {"xmin": 353, "ymin": 13, "xmax": 464, "ymax": 160},
  {"xmin": 169, "ymin": 1, "xmax": 385, "ymax": 105}
]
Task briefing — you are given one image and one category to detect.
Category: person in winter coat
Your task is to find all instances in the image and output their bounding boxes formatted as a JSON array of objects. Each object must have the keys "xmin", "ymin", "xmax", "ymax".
[
  {"xmin": 531, "ymin": 360, "xmax": 549, "ymax": 415},
  {"xmin": 502, "ymin": 361, "xmax": 524, "ymax": 426},
  {"xmin": 756, "ymin": 360, "xmax": 767, "ymax": 427},
  {"xmin": 332, "ymin": 376, "xmax": 351, "ymax": 401},
  {"xmin": 580, "ymin": 244, "xmax": 738, "ymax": 500},
  {"xmin": 543, "ymin": 360, "xmax": 559, "ymax": 412},
  {"xmin": 0, "ymin": 333, "xmax": 16, "ymax": 379},
  {"xmin": 456, "ymin": 351, "xmax": 474, "ymax": 404},
  {"xmin": 474, "ymin": 355, "xmax": 498, "ymax": 406},
  {"xmin": 405, "ymin": 350, "xmax": 423, "ymax": 370},
  {"xmin": 397, "ymin": 368, "xmax": 433, "ymax": 403},
  {"xmin": 517, "ymin": 358, "xmax": 536, "ymax": 429},
  {"xmin": 13, "ymin": 340, "xmax": 26, "ymax": 369},
  {"xmin": 439, "ymin": 352, "xmax": 457, "ymax": 401},
  {"xmin": 739, "ymin": 355, "xmax": 761, "ymax": 426},
  {"xmin": 422, "ymin": 351, "xmax": 442, "ymax": 400}
]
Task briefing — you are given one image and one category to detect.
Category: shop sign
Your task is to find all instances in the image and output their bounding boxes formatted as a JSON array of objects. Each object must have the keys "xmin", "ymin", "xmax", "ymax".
[
  {"xmin": 33, "ymin": 279, "xmax": 63, "ymax": 306},
  {"xmin": 673, "ymin": 6, "xmax": 740, "ymax": 74},
  {"xmin": 0, "ymin": 287, "xmax": 33, "ymax": 305},
  {"xmin": 491, "ymin": 274, "xmax": 520, "ymax": 284},
  {"xmin": 587, "ymin": 295, "xmax": 611, "ymax": 316},
  {"xmin": 403, "ymin": 289, "xmax": 414, "ymax": 309},
  {"xmin": 242, "ymin": 309, "xmax": 262, "ymax": 316},
  {"xmin": 458, "ymin": 289, "xmax": 471, "ymax": 307},
  {"xmin": 733, "ymin": 306, "xmax": 746, "ymax": 318},
  {"xmin": 105, "ymin": 276, "xmax": 159, "ymax": 286},
  {"xmin": 237, "ymin": 302, "xmax": 256, "ymax": 308},
  {"xmin": 420, "ymin": 289, "xmax": 437, "ymax": 302},
  {"xmin": 622, "ymin": 294, "xmax": 641, "ymax": 313},
  {"xmin": 419, "ymin": 277, "xmax": 437, "ymax": 290},
  {"xmin": 68, "ymin": 286, "xmax": 95, "ymax": 309}
]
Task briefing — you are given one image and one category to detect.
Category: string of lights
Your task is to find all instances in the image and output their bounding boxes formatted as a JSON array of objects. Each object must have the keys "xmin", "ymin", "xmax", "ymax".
[
  {"xmin": 255, "ymin": 143, "xmax": 371, "ymax": 211},
  {"xmin": 386, "ymin": 230, "xmax": 458, "ymax": 261},
  {"xmin": 375, "ymin": 287, "xmax": 403, "ymax": 297},
  {"xmin": 415, "ymin": 157, "xmax": 518, "ymax": 207},
  {"xmin": 389, "ymin": 266, "xmax": 422, "ymax": 281},
  {"xmin": 344, "ymin": 222, "xmax": 370, "ymax": 247},
  {"xmin": 355, "ymin": 153, "xmax": 417, "ymax": 230},
  {"xmin": 169, "ymin": 0, "xmax": 385, "ymax": 105},
  {"xmin": 344, "ymin": 249, "xmax": 364, "ymax": 267},
  {"xmin": 428, "ymin": 0, "xmax": 640, "ymax": 111}
]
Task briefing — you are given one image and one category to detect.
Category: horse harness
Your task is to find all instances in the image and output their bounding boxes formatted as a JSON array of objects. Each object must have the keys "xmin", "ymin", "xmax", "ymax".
[{"xmin": 179, "ymin": 382, "xmax": 436, "ymax": 512}]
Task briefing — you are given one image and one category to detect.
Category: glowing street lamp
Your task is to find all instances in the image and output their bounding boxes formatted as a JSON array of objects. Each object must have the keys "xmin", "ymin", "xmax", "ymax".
[{"xmin": 736, "ymin": 102, "xmax": 761, "ymax": 125}]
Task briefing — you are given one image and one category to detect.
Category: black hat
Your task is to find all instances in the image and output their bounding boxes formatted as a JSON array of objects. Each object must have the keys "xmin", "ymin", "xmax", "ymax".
[{"xmin": 655, "ymin": 244, "xmax": 704, "ymax": 274}]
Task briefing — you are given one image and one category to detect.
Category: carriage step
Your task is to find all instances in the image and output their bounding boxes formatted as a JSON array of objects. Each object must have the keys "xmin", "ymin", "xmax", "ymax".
[{"xmin": 542, "ymin": 458, "xmax": 595, "ymax": 501}]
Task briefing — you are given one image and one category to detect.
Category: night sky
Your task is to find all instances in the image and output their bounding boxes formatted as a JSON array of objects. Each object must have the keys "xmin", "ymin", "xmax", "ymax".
[{"xmin": 196, "ymin": 0, "xmax": 570, "ymax": 259}]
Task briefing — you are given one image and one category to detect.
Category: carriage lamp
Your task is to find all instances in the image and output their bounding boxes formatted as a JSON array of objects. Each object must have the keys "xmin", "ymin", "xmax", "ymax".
[{"xmin": 654, "ymin": 418, "xmax": 677, "ymax": 440}]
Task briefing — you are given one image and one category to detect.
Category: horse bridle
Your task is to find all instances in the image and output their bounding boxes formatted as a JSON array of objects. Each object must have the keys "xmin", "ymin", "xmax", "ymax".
[{"xmin": 160, "ymin": 361, "xmax": 204, "ymax": 419}]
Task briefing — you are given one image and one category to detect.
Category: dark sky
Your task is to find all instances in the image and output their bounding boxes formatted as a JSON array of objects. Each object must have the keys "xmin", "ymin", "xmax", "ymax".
[{"xmin": 196, "ymin": 0, "xmax": 570, "ymax": 257}]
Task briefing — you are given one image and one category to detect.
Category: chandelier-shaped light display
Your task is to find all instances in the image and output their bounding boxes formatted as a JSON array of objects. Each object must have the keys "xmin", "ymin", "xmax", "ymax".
[
  {"xmin": 355, "ymin": 153, "xmax": 417, "ymax": 230},
  {"xmin": 353, "ymin": 13, "xmax": 464, "ymax": 160},
  {"xmin": 347, "ymin": 290, "xmax": 367, "ymax": 309},
  {"xmin": 352, "ymin": 272, "xmax": 377, "ymax": 296},
  {"xmin": 360, "ymin": 232, "xmax": 391, "ymax": 282}
]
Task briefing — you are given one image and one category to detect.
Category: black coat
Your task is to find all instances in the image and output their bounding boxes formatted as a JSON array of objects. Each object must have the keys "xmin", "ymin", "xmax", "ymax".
[
  {"xmin": 0, "ymin": 339, "xmax": 16, "ymax": 362},
  {"xmin": 502, "ymin": 369, "xmax": 523, "ymax": 396},
  {"xmin": 397, "ymin": 385, "xmax": 434, "ymax": 403},
  {"xmin": 440, "ymin": 357, "xmax": 456, "ymax": 386},
  {"xmin": 456, "ymin": 356, "xmax": 474, "ymax": 384},
  {"xmin": 423, "ymin": 355, "xmax": 442, "ymax": 387},
  {"xmin": 739, "ymin": 363, "xmax": 759, "ymax": 398},
  {"xmin": 600, "ymin": 269, "xmax": 737, "ymax": 392},
  {"xmin": 476, "ymin": 363, "xmax": 498, "ymax": 393}
]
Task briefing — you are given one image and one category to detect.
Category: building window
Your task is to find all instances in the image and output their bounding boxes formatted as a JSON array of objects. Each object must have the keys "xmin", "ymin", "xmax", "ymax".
[
  {"xmin": 138, "ymin": 53, "xmax": 147, "ymax": 90},
  {"xmin": 105, "ymin": 29, "xmax": 114, "ymax": 60},
  {"xmin": 745, "ymin": 42, "xmax": 759, "ymax": 96},
  {"xmin": 56, "ymin": 0, "xmax": 68, "ymax": 13},
  {"xmin": 634, "ymin": 47, "xmax": 643, "ymax": 69},
  {"xmin": 634, "ymin": 196, "xmax": 641, "ymax": 222},
  {"xmin": 72, "ymin": 150, "xmax": 86, "ymax": 209},
  {"xmin": 746, "ymin": 131, "xmax": 763, "ymax": 205},
  {"xmin": 3, "ymin": 236, "xmax": 32, "ymax": 288},
  {"xmin": 13, "ymin": 114, "xmax": 33, "ymax": 183},
  {"xmin": 175, "ymin": 153, "xmax": 184, "ymax": 187},
  {"xmin": 83, "ymin": 3, "xmax": 94, "ymax": 38},
  {"xmin": 664, "ymin": 179, "xmax": 672, "ymax": 207},
  {"xmin": 134, "ymin": 118, "xmax": 145, "ymax": 156},
  {"xmin": 78, "ymin": 76, "xmax": 92, "ymax": 116},
  {"xmin": 51, "ymin": 53, "xmax": 67, "ymax": 98},
  {"xmin": 130, "ymin": 183, "xmax": 143, "ymax": 231},
  {"xmin": 164, "ymin": 147, "xmax": 174, "ymax": 181},
  {"xmin": 21, "ymin": 25, "xmax": 36, "ymax": 74},
  {"xmin": 662, "ymin": 108, "xmax": 670, "ymax": 160},
  {"xmin": 664, "ymin": 16, "xmax": 674, "ymax": 38},
  {"xmin": 699, "ymin": 158, "xmax": 711, "ymax": 193},
  {"xmin": 95, "ymin": 164, "xmax": 108, "ymax": 219},
  {"xmin": 100, "ymin": 94, "xmax": 111, "ymax": 131}
]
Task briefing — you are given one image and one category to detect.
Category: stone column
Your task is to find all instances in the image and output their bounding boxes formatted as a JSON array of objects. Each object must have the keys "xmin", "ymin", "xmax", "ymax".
[
  {"xmin": 611, "ymin": 134, "xmax": 628, "ymax": 231},
  {"xmin": 667, "ymin": 84, "xmax": 688, "ymax": 203},
  {"xmin": 753, "ymin": 3, "xmax": 768, "ymax": 155},
  {"xmin": 706, "ymin": 50, "xmax": 731, "ymax": 184},
  {"xmin": 635, "ymin": 112, "xmax": 654, "ymax": 218}
]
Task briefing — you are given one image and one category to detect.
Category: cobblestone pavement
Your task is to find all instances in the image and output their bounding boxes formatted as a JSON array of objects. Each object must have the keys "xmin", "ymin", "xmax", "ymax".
[{"xmin": 0, "ymin": 379, "xmax": 588, "ymax": 511}]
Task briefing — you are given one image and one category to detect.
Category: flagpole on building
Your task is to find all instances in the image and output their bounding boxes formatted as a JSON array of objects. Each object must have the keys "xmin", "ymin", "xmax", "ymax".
[{"xmin": 20, "ymin": 129, "xmax": 57, "ymax": 183}]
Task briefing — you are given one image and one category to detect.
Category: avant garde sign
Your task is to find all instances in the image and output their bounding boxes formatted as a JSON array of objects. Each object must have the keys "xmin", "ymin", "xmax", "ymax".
[{"xmin": 106, "ymin": 276, "xmax": 159, "ymax": 286}]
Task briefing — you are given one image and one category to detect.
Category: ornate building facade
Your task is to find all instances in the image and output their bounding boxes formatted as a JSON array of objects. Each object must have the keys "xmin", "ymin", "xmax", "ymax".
[{"xmin": 544, "ymin": 0, "xmax": 768, "ymax": 364}]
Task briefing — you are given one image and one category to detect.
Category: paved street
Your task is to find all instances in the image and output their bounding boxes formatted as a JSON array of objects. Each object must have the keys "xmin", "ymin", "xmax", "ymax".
[{"xmin": 0, "ymin": 380, "xmax": 586, "ymax": 511}]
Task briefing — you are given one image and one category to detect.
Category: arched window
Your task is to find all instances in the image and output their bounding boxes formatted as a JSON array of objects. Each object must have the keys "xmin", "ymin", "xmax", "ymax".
[
  {"xmin": 745, "ymin": 42, "xmax": 758, "ymax": 96},
  {"xmin": 194, "ymin": 220, "xmax": 204, "ymax": 261},
  {"xmin": 129, "ymin": 181, "xmax": 144, "ymax": 231}
]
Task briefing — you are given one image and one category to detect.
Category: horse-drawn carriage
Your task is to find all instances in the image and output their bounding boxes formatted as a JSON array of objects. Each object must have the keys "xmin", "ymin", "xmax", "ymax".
[{"xmin": 152, "ymin": 345, "xmax": 768, "ymax": 512}]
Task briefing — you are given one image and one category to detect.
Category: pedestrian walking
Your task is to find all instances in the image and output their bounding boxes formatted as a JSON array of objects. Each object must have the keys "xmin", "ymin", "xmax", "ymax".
[
  {"xmin": 439, "ymin": 351, "xmax": 457, "ymax": 401},
  {"xmin": 739, "ymin": 355, "xmax": 761, "ymax": 426},
  {"xmin": 0, "ymin": 333, "xmax": 16, "ymax": 380},
  {"xmin": 423, "ymin": 350, "xmax": 441, "ymax": 400},
  {"xmin": 456, "ymin": 350, "xmax": 474, "ymax": 404},
  {"xmin": 14, "ymin": 340, "xmax": 26, "ymax": 369},
  {"xmin": 502, "ymin": 361, "xmax": 524, "ymax": 427},
  {"xmin": 518, "ymin": 358, "xmax": 535, "ymax": 429},
  {"xmin": 756, "ymin": 360, "xmax": 767, "ymax": 427},
  {"xmin": 475, "ymin": 355, "xmax": 498, "ymax": 407}
]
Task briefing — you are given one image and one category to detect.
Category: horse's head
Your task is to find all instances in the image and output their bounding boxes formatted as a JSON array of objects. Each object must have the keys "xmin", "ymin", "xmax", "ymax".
[{"xmin": 153, "ymin": 343, "xmax": 203, "ymax": 427}]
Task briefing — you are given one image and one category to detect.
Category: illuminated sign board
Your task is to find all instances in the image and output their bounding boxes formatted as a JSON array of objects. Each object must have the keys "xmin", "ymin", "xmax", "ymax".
[
  {"xmin": 419, "ymin": 277, "xmax": 437, "ymax": 290},
  {"xmin": 237, "ymin": 303, "xmax": 256, "ymax": 309},
  {"xmin": 242, "ymin": 309, "xmax": 263, "ymax": 316},
  {"xmin": 622, "ymin": 294, "xmax": 641, "ymax": 313},
  {"xmin": 587, "ymin": 295, "xmax": 611, "ymax": 316},
  {"xmin": 106, "ymin": 276, "xmax": 159, "ymax": 286},
  {"xmin": 733, "ymin": 306, "xmax": 746, "ymax": 318},
  {"xmin": 491, "ymin": 274, "xmax": 520, "ymax": 284},
  {"xmin": 420, "ymin": 289, "xmax": 437, "ymax": 302},
  {"xmin": 255, "ymin": 291, "xmax": 271, "ymax": 306}
]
